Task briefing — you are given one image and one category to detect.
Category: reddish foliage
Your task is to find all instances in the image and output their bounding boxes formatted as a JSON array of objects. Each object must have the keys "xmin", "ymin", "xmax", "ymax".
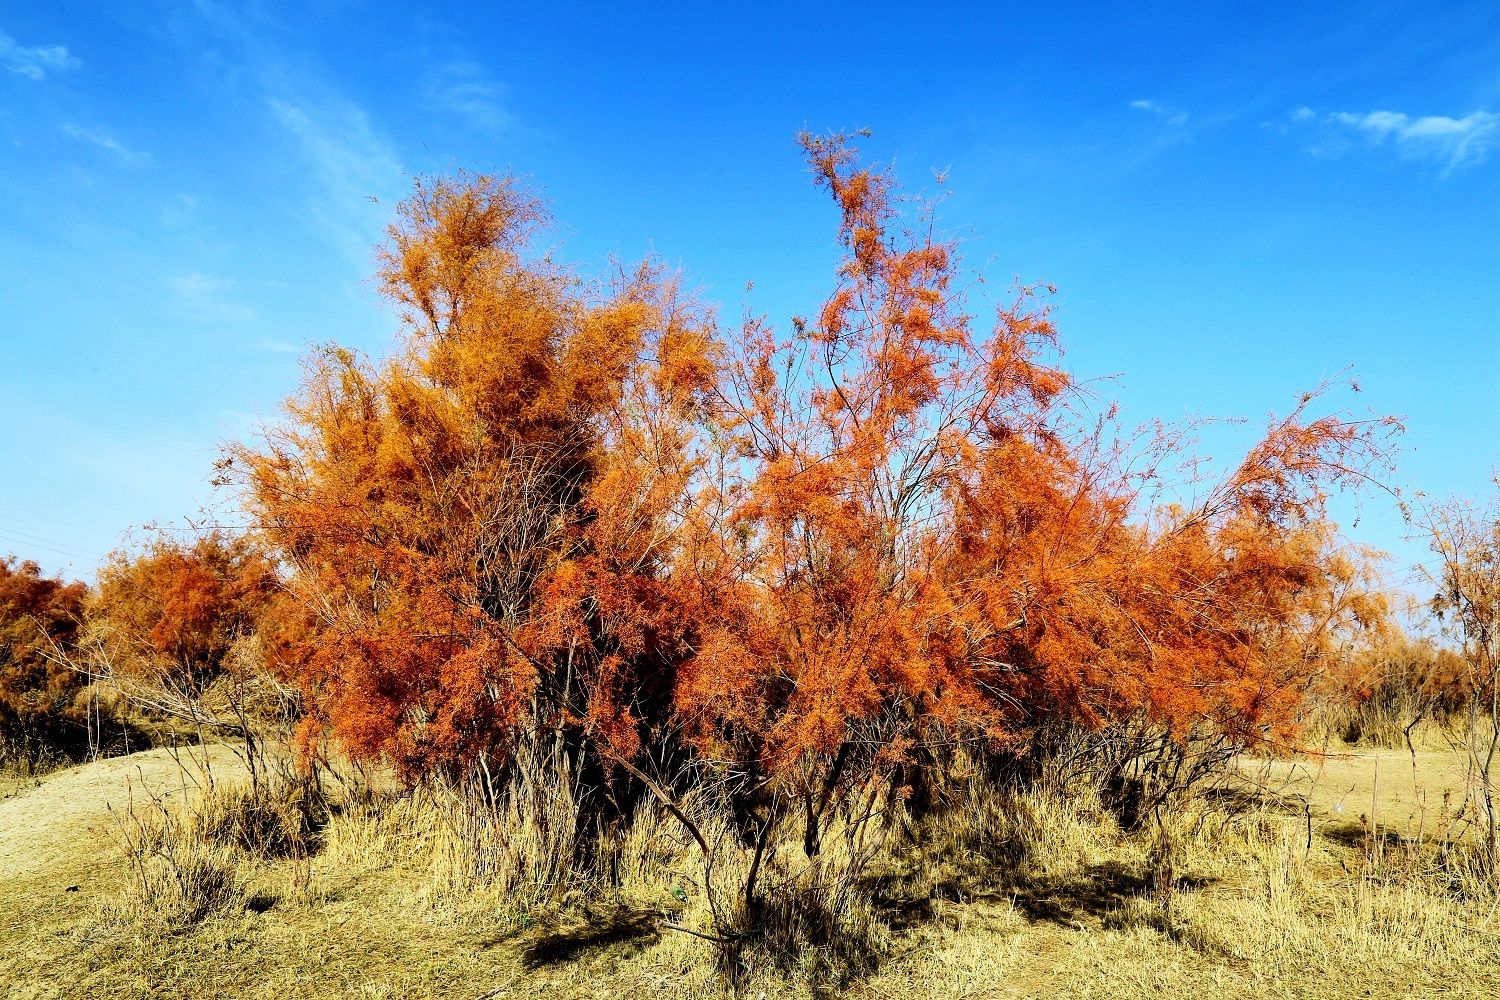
[
  {"xmin": 0, "ymin": 557, "xmax": 90, "ymax": 765},
  {"xmin": 235, "ymin": 174, "xmax": 716, "ymax": 780},
  {"xmin": 234, "ymin": 139, "xmax": 1398, "ymax": 814},
  {"xmin": 90, "ymin": 532, "xmax": 280, "ymax": 696},
  {"xmin": 653, "ymin": 136, "xmax": 1398, "ymax": 836}
]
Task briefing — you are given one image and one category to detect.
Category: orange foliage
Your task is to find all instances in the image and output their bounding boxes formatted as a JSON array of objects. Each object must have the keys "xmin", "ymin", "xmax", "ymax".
[
  {"xmin": 234, "ymin": 173, "xmax": 716, "ymax": 780},
  {"xmin": 90, "ymin": 532, "xmax": 280, "ymax": 697},
  {"xmin": 1334, "ymin": 632, "xmax": 1471, "ymax": 720},
  {"xmin": 233, "ymin": 138, "xmax": 1398, "ymax": 816},
  {"xmin": 0, "ymin": 556, "xmax": 90, "ymax": 765},
  {"xmin": 659, "ymin": 135, "xmax": 1397, "ymax": 838}
]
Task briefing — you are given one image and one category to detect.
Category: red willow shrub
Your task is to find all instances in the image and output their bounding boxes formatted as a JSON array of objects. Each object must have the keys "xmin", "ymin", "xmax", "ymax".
[
  {"xmin": 90, "ymin": 532, "xmax": 281, "ymax": 692},
  {"xmin": 87, "ymin": 531, "xmax": 285, "ymax": 774},
  {"xmin": 231, "ymin": 136, "xmax": 1397, "ymax": 860},
  {"xmin": 0, "ymin": 556, "xmax": 90, "ymax": 770}
]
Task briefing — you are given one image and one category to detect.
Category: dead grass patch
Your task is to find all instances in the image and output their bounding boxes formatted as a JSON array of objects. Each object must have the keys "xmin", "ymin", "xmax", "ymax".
[{"xmin": 3, "ymin": 746, "xmax": 1499, "ymax": 999}]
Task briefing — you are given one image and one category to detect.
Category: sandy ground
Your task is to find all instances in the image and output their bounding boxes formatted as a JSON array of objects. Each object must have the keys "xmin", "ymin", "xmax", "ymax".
[
  {"xmin": 0, "ymin": 744, "xmax": 248, "ymax": 887},
  {"xmin": 1244, "ymin": 748, "xmax": 1474, "ymax": 838}
]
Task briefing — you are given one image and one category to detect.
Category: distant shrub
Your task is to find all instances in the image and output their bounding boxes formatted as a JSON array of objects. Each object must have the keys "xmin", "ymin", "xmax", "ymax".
[
  {"xmin": 1325, "ymin": 633, "xmax": 1471, "ymax": 747},
  {"xmin": 86, "ymin": 531, "xmax": 292, "ymax": 787},
  {"xmin": 87, "ymin": 530, "xmax": 280, "ymax": 706},
  {"xmin": 0, "ymin": 556, "xmax": 96, "ymax": 773}
]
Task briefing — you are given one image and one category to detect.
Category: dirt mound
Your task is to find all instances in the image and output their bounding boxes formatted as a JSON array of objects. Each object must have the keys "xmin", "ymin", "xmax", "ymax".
[{"xmin": 0, "ymin": 745, "xmax": 247, "ymax": 886}]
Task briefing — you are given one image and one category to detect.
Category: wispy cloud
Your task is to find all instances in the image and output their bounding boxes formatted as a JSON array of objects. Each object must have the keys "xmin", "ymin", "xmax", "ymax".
[
  {"xmin": 1129, "ymin": 98, "xmax": 1189, "ymax": 128},
  {"xmin": 62, "ymin": 123, "xmax": 151, "ymax": 164},
  {"xmin": 168, "ymin": 273, "xmax": 255, "ymax": 324},
  {"xmin": 425, "ymin": 57, "xmax": 514, "ymax": 133},
  {"xmin": 268, "ymin": 95, "xmax": 403, "ymax": 260},
  {"xmin": 1333, "ymin": 110, "xmax": 1497, "ymax": 171},
  {"xmin": 1287, "ymin": 106, "xmax": 1498, "ymax": 174},
  {"xmin": 178, "ymin": 3, "xmax": 404, "ymax": 263},
  {"xmin": 0, "ymin": 27, "xmax": 80, "ymax": 80}
]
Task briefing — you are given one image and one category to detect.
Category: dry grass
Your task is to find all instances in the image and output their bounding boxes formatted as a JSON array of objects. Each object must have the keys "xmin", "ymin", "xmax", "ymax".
[
  {"xmin": 106, "ymin": 803, "xmax": 248, "ymax": 931},
  {"xmin": 2, "ymin": 745, "xmax": 1498, "ymax": 999},
  {"xmin": 1244, "ymin": 746, "xmax": 1479, "ymax": 843}
]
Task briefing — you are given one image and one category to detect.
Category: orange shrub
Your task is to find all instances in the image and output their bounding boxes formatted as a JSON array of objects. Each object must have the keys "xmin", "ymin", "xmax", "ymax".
[
  {"xmin": 0, "ymin": 556, "xmax": 90, "ymax": 769},
  {"xmin": 89, "ymin": 531, "xmax": 281, "ymax": 708},
  {"xmin": 231, "ymin": 137, "xmax": 1398, "ymax": 846},
  {"xmin": 233, "ymin": 174, "xmax": 715, "ymax": 781}
]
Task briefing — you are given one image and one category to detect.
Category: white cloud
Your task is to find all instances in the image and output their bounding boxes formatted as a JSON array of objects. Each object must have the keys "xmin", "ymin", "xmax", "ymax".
[
  {"xmin": 0, "ymin": 28, "xmax": 80, "ymax": 80},
  {"xmin": 168, "ymin": 273, "xmax": 255, "ymax": 324},
  {"xmin": 1296, "ymin": 106, "xmax": 1498, "ymax": 173},
  {"xmin": 426, "ymin": 57, "xmax": 514, "ymax": 133},
  {"xmin": 268, "ymin": 96, "xmax": 404, "ymax": 261},
  {"xmin": 62, "ymin": 123, "xmax": 152, "ymax": 164},
  {"xmin": 1129, "ymin": 98, "xmax": 1188, "ymax": 128},
  {"xmin": 1291, "ymin": 105, "xmax": 1316, "ymax": 122},
  {"xmin": 170, "ymin": 3, "xmax": 404, "ymax": 263}
]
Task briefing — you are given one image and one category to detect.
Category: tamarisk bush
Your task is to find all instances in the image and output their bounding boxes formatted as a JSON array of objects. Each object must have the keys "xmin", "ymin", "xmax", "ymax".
[
  {"xmin": 228, "ymin": 134, "xmax": 1399, "ymax": 941},
  {"xmin": 0, "ymin": 557, "xmax": 91, "ymax": 771}
]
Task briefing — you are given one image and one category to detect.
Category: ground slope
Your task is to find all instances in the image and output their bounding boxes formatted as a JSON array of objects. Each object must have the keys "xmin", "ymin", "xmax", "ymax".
[
  {"xmin": 0, "ymin": 746, "xmax": 1495, "ymax": 1000},
  {"xmin": 1, "ymin": 745, "xmax": 247, "ymax": 887}
]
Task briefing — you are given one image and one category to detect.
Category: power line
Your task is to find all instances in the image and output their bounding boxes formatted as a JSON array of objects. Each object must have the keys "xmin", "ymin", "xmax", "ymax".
[
  {"xmin": 0, "ymin": 535, "xmax": 97, "ymax": 563},
  {"xmin": 0, "ymin": 525, "xmax": 99, "ymax": 560}
]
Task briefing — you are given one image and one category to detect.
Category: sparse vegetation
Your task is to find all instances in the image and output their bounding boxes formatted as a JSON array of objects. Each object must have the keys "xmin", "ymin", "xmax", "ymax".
[
  {"xmin": 3, "ymin": 740, "xmax": 1498, "ymax": 998},
  {"xmin": 2, "ymin": 135, "xmax": 1497, "ymax": 997}
]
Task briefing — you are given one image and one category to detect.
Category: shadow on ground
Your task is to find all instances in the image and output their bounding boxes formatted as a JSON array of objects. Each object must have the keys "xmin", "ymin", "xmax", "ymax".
[
  {"xmin": 1321, "ymin": 819, "xmax": 1412, "ymax": 851},
  {"xmin": 519, "ymin": 908, "xmax": 661, "ymax": 968},
  {"xmin": 1007, "ymin": 862, "xmax": 1152, "ymax": 926}
]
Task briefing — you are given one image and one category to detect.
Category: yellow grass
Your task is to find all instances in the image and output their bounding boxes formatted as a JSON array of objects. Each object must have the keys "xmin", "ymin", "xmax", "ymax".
[
  {"xmin": 1244, "ymin": 748, "xmax": 1477, "ymax": 841},
  {"xmin": 1, "ymin": 744, "xmax": 1497, "ymax": 999}
]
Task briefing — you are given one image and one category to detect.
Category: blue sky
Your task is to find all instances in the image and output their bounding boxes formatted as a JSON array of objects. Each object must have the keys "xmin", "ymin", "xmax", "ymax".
[{"xmin": 1, "ymin": 1, "xmax": 1496, "ymax": 592}]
